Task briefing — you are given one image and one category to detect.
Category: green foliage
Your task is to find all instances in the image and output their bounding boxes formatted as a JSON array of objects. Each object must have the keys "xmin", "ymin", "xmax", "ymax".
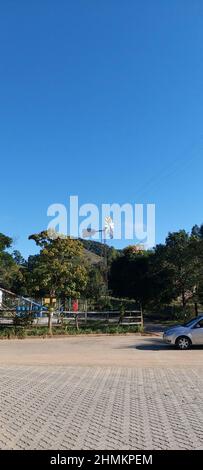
[
  {"xmin": 0, "ymin": 324, "xmax": 139, "ymax": 337},
  {"xmin": 191, "ymin": 224, "xmax": 203, "ymax": 239},
  {"xmin": 109, "ymin": 249, "xmax": 155, "ymax": 306},
  {"xmin": 28, "ymin": 231, "xmax": 88, "ymax": 299},
  {"xmin": 0, "ymin": 233, "xmax": 23, "ymax": 290},
  {"xmin": 0, "ymin": 328, "xmax": 15, "ymax": 339},
  {"xmin": 154, "ymin": 230, "xmax": 202, "ymax": 308},
  {"xmin": 80, "ymin": 238, "xmax": 120, "ymax": 265},
  {"xmin": 15, "ymin": 328, "xmax": 27, "ymax": 339},
  {"xmin": 110, "ymin": 228, "xmax": 203, "ymax": 310},
  {"xmin": 84, "ymin": 265, "xmax": 106, "ymax": 300},
  {"xmin": 0, "ymin": 233, "xmax": 12, "ymax": 251},
  {"xmin": 27, "ymin": 327, "xmax": 49, "ymax": 336},
  {"xmin": 13, "ymin": 313, "xmax": 34, "ymax": 328},
  {"xmin": 28, "ymin": 231, "xmax": 89, "ymax": 334},
  {"xmin": 1, "ymin": 224, "xmax": 203, "ymax": 324}
]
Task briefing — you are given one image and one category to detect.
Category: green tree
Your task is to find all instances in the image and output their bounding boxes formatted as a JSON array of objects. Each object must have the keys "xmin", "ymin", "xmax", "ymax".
[
  {"xmin": 12, "ymin": 250, "xmax": 26, "ymax": 266},
  {"xmin": 84, "ymin": 265, "xmax": 106, "ymax": 303},
  {"xmin": 191, "ymin": 224, "xmax": 203, "ymax": 239},
  {"xmin": 154, "ymin": 231, "xmax": 201, "ymax": 312},
  {"xmin": 28, "ymin": 231, "xmax": 88, "ymax": 334},
  {"xmin": 190, "ymin": 225, "xmax": 203, "ymax": 313},
  {"xmin": 0, "ymin": 233, "xmax": 22, "ymax": 290},
  {"xmin": 109, "ymin": 247, "xmax": 155, "ymax": 307},
  {"xmin": 11, "ymin": 250, "xmax": 29, "ymax": 296}
]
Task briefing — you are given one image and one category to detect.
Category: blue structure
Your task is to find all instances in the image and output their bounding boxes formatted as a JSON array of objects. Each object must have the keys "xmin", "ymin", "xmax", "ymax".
[{"xmin": 16, "ymin": 303, "xmax": 47, "ymax": 318}]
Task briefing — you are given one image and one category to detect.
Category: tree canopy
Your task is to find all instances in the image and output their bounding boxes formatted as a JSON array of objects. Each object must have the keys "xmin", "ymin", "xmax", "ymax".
[
  {"xmin": 28, "ymin": 231, "xmax": 88, "ymax": 299},
  {"xmin": 0, "ymin": 224, "xmax": 203, "ymax": 319}
]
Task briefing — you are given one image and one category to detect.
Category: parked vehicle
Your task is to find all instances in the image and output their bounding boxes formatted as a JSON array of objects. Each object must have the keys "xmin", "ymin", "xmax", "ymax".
[{"xmin": 163, "ymin": 315, "xmax": 203, "ymax": 349}]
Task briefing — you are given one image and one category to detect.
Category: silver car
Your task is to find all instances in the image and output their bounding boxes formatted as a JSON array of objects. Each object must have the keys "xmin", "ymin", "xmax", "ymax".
[{"xmin": 163, "ymin": 315, "xmax": 203, "ymax": 349}]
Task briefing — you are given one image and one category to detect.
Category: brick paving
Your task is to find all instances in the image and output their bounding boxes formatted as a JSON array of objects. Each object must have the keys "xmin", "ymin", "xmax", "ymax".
[{"xmin": 0, "ymin": 365, "xmax": 203, "ymax": 450}]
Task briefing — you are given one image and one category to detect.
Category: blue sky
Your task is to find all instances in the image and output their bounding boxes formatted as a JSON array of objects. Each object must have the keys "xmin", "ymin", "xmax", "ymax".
[{"xmin": 0, "ymin": 0, "xmax": 203, "ymax": 258}]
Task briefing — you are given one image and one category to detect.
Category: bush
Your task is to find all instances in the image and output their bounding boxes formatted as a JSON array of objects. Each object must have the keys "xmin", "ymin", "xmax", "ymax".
[
  {"xmin": 0, "ymin": 323, "xmax": 140, "ymax": 338},
  {"xmin": 0, "ymin": 328, "xmax": 15, "ymax": 339},
  {"xmin": 13, "ymin": 313, "xmax": 34, "ymax": 328},
  {"xmin": 15, "ymin": 328, "xmax": 27, "ymax": 339},
  {"xmin": 27, "ymin": 327, "xmax": 49, "ymax": 336}
]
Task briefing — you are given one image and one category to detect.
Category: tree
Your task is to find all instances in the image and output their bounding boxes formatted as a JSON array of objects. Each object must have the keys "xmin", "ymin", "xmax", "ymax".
[
  {"xmin": 191, "ymin": 224, "xmax": 203, "ymax": 239},
  {"xmin": 28, "ymin": 231, "xmax": 88, "ymax": 334},
  {"xmin": 190, "ymin": 225, "xmax": 203, "ymax": 313},
  {"xmin": 109, "ymin": 247, "xmax": 155, "ymax": 307},
  {"xmin": 109, "ymin": 233, "xmax": 203, "ymax": 315},
  {"xmin": 0, "ymin": 233, "xmax": 13, "ymax": 251},
  {"xmin": 10, "ymin": 250, "xmax": 29, "ymax": 296},
  {"xmin": 84, "ymin": 265, "xmax": 106, "ymax": 304},
  {"xmin": 12, "ymin": 250, "xmax": 26, "ymax": 266},
  {"xmin": 154, "ymin": 231, "xmax": 201, "ymax": 312},
  {"xmin": 0, "ymin": 233, "xmax": 22, "ymax": 290}
]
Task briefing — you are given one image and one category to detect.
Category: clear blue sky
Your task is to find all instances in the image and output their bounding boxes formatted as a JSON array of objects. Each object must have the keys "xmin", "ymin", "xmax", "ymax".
[{"xmin": 0, "ymin": 0, "xmax": 203, "ymax": 258}]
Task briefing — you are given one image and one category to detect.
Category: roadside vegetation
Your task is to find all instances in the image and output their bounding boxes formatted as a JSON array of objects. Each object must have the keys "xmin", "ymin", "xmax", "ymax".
[
  {"xmin": 0, "ymin": 224, "xmax": 203, "ymax": 337},
  {"xmin": 0, "ymin": 324, "xmax": 143, "ymax": 339}
]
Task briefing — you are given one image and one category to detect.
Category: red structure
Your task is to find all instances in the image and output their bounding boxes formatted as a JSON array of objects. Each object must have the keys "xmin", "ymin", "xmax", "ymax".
[{"xmin": 72, "ymin": 299, "xmax": 78, "ymax": 313}]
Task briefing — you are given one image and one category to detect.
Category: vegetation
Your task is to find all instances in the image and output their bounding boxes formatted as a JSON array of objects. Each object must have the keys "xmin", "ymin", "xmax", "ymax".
[
  {"xmin": 80, "ymin": 238, "xmax": 119, "ymax": 265},
  {"xmin": 0, "ymin": 324, "xmax": 140, "ymax": 339},
  {"xmin": 0, "ymin": 234, "xmax": 23, "ymax": 290},
  {"xmin": 109, "ymin": 226, "xmax": 203, "ymax": 316},
  {"xmin": 28, "ymin": 231, "xmax": 88, "ymax": 334},
  {"xmin": 0, "ymin": 224, "xmax": 203, "ymax": 338}
]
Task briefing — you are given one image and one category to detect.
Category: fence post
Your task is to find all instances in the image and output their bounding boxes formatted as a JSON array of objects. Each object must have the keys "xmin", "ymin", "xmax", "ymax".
[{"xmin": 140, "ymin": 303, "xmax": 144, "ymax": 328}]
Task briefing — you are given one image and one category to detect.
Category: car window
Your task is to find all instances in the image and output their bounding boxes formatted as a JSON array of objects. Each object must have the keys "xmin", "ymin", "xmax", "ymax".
[
  {"xmin": 184, "ymin": 318, "xmax": 198, "ymax": 327},
  {"xmin": 195, "ymin": 320, "xmax": 203, "ymax": 328}
]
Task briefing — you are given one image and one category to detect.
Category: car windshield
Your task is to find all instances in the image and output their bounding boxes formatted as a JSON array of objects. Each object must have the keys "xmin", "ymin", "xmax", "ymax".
[{"xmin": 184, "ymin": 318, "xmax": 199, "ymax": 327}]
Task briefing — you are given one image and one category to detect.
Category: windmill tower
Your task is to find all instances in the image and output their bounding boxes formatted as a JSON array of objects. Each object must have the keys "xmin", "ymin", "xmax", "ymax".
[{"xmin": 82, "ymin": 216, "xmax": 114, "ymax": 294}]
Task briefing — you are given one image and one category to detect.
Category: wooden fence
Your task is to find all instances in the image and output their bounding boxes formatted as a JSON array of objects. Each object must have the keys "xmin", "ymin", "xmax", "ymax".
[
  {"xmin": 0, "ymin": 310, "xmax": 143, "ymax": 328},
  {"xmin": 61, "ymin": 310, "xmax": 143, "ymax": 327}
]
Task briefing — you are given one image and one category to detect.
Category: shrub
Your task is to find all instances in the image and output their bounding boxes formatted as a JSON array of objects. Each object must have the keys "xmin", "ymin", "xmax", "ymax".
[
  {"xmin": 15, "ymin": 328, "xmax": 27, "ymax": 339},
  {"xmin": 0, "ymin": 328, "xmax": 15, "ymax": 339}
]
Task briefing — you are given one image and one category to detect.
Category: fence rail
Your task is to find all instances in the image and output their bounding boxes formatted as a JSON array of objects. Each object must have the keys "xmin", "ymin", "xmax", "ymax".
[
  {"xmin": 0, "ymin": 310, "xmax": 143, "ymax": 327},
  {"xmin": 60, "ymin": 310, "xmax": 143, "ymax": 326}
]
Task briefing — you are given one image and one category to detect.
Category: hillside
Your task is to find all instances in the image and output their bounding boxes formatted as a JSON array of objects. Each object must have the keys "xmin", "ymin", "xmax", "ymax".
[{"xmin": 80, "ymin": 238, "xmax": 119, "ymax": 265}]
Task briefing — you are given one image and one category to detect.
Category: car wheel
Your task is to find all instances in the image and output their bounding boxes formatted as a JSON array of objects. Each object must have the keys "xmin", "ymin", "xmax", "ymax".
[{"xmin": 175, "ymin": 336, "xmax": 191, "ymax": 350}]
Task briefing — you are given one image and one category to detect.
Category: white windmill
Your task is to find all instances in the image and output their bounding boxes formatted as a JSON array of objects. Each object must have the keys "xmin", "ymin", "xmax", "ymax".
[
  {"xmin": 82, "ymin": 216, "xmax": 114, "ymax": 242},
  {"xmin": 104, "ymin": 216, "xmax": 114, "ymax": 240}
]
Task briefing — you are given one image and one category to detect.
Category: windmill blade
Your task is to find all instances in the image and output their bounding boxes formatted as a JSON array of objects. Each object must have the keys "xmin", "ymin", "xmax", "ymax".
[{"xmin": 104, "ymin": 216, "xmax": 114, "ymax": 238}]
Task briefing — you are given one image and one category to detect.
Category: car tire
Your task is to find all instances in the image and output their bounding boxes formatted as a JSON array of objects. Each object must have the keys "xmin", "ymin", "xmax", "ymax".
[{"xmin": 175, "ymin": 336, "xmax": 191, "ymax": 350}]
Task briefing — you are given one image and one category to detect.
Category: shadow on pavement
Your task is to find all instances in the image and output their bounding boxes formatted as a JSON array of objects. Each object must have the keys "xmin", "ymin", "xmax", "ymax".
[
  {"xmin": 115, "ymin": 338, "xmax": 172, "ymax": 351},
  {"xmin": 135, "ymin": 340, "xmax": 174, "ymax": 350},
  {"xmin": 123, "ymin": 338, "xmax": 203, "ymax": 351},
  {"xmin": 134, "ymin": 338, "xmax": 172, "ymax": 351}
]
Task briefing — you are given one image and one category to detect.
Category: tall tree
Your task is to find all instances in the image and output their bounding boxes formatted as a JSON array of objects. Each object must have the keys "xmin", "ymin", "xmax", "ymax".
[
  {"xmin": 84, "ymin": 265, "xmax": 106, "ymax": 302},
  {"xmin": 109, "ymin": 247, "xmax": 155, "ymax": 307},
  {"xmin": 28, "ymin": 231, "xmax": 88, "ymax": 333},
  {"xmin": 154, "ymin": 231, "xmax": 201, "ymax": 311},
  {"xmin": 0, "ymin": 233, "xmax": 21, "ymax": 290},
  {"xmin": 191, "ymin": 224, "xmax": 203, "ymax": 239}
]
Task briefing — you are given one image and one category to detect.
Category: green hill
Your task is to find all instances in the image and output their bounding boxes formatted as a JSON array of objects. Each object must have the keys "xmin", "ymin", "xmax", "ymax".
[{"xmin": 80, "ymin": 238, "xmax": 119, "ymax": 265}]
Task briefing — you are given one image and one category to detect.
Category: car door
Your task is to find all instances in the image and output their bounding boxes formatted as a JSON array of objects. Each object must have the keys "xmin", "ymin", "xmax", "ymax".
[{"xmin": 191, "ymin": 319, "xmax": 203, "ymax": 345}]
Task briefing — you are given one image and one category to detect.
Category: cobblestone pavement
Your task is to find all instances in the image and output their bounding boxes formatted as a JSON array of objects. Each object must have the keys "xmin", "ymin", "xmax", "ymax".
[{"xmin": 0, "ymin": 365, "xmax": 203, "ymax": 450}]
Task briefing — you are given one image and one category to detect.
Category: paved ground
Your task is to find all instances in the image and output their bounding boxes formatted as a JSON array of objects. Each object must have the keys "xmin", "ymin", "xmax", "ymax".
[{"xmin": 0, "ymin": 335, "xmax": 203, "ymax": 450}]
